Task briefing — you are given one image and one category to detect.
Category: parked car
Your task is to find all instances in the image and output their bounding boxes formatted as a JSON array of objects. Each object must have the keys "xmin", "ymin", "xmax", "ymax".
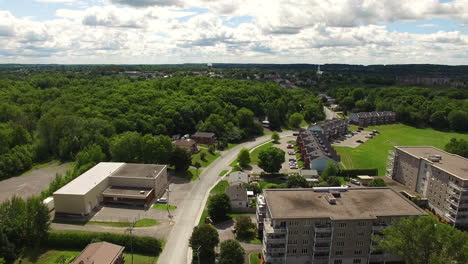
[
  {"xmin": 289, "ymin": 158, "xmax": 296, "ymax": 162},
  {"xmin": 358, "ymin": 127, "xmax": 364, "ymax": 130},
  {"xmin": 292, "ymin": 132, "xmax": 299, "ymax": 136},
  {"xmin": 365, "ymin": 135, "xmax": 373, "ymax": 138},
  {"xmin": 290, "ymin": 166, "xmax": 298, "ymax": 169},
  {"xmin": 288, "ymin": 151, "xmax": 295, "ymax": 155},
  {"xmin": 372, "ymin": 130, "xmax": 380, "ymax": 134},
  {"xmin": 356, "ymin": 140, "xmax": 364, "ymax": 143},
  {"xmin": 350, "ymin": 179, "xmax": 361, "ymax": 185},
  {"xmin": 157, "ymin": 197, "xmax": 167, "ymax": 203},
  {"xmin": 287, "ymin": 144, "xmax": 293, "ymax": 148}
]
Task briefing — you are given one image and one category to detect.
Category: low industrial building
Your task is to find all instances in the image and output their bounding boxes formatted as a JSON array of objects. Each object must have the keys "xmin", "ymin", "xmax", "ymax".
[
  {"xmin": 53, "ymin": 162, "xmax": 167, "ymax": 216},
  {"xmin": 71, "ymin": 241, "xmax": 124, "ymax": 264},
  {"xmin": 390, "ymin": 146, "xmax": 468, "ymax": 229},
  {"xmin": 256, "ymin": 188, "xmax": 426, "ymax": 264}
]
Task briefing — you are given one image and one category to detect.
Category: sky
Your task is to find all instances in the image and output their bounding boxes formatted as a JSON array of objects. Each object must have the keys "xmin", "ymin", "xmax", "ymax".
[{"xmin": 0, "ymin": 0, "xmax": 468, "ymax": 64}]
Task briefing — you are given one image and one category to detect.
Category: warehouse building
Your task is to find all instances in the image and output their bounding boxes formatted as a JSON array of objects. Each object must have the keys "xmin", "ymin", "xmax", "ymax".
[{"xmin": 53, "ymin": 162, "xmax": 167, "ymax": 216}]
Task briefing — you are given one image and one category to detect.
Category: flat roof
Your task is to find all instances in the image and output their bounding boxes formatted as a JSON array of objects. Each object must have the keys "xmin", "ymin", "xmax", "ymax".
[
  {"xmin": 102, "ymin": 186, "xmax": 153, "ymax": 198},
  {"xmin": 71, "ymin": 242, "xmax": 124, "ymax": 264},
  {"xmin": 264, "ymin": 188, "xmax": 426, "ymax": 220},
  {"xmin": 54, "ymin": 162, "xmax": 125, "ymax": 195},
  {"xmin": 396, "ymin": 146, "xmax": 468, "ymax": 180},
  {"xmin": 110, "ymin": 163, "xmax": 166, "ymax": 179}
]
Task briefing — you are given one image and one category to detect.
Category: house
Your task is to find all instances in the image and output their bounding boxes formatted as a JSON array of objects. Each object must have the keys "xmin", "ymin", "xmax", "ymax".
[
  {"xmin": 308, "ymin": 118, "xmax": 348, "ymax": 140},
  {"xmin": 296, "ymin": 128, "xmax": 340, "ymax": 171},
  {"xmin": 357, "ymin": 175, "xmax": 374, "ymax": 186},
  {"xmin": 53, "ymin": 163, "xmax": 167, "ymax": 216},
  {"xmin": 299, "ymin": 169, "xmax": 319, "ymax": 183},
  {"xmin": 173, "ymin": 139, "xmax": 198, "ymax": 153},
  {"xmin": 256, "ymin": 188, "xmax": 426, "ymax": 264},
  {"xmin": 349, "ymin": 111, "xmax": 396, "ymax": 127},
  {"xmin": 226, "ymin": 184, "xmax": 248, "ymax": 209},
  {"xmin": 71, "ymin": 241, "xmax": 124, "ymax": 264},
  {"xmin": 191, "ymin": 132, "xmax": 216, "ymax": 144},
  {"xmin": 227, "ymin": 171, "xmax": 249, "ymax": 185}
]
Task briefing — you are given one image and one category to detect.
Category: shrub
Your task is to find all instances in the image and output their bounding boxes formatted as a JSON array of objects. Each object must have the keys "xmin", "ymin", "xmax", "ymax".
[{"xmin": 338, "ymin": 169, "xmax": 378, "ymax": 177}]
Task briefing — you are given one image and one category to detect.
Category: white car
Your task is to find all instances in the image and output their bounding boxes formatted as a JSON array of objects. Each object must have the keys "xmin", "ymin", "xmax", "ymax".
[{"xmin": 157, "ymin": 197, "xmax": 167, "ymax": 203}]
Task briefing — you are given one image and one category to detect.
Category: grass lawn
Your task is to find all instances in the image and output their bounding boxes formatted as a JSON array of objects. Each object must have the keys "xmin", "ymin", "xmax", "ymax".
[
  {"xmin": 198, "ymin": 209, "xmax": 209, "ymax": 225},
  {"xmin": 219, "ymin": 170, "xmax": 229, "ymax": 177},
  {"xmin": 15, "ymin": 248, "xmax": 157, "ymax": 264},
  {"xmin": 134, "ymin": 219, "xmax": 158, "ymax": 227},
  {"xmin": 335, "ymin": 124, "xmax": 468, "ymax": 175},
  {"xmin": 210, "ymin": 180, "xmax": 229, "ymax": 195},
  {"xmin": 249, "ymin": 253, "xmax": 262, "ymax": 264},
  {"xmin": 86, "ymin": 218, "xmax": 158, "ymax": 228},
  {"xmin": 192, "ymin": 149, "xmax": 220, "ymax": 167},
  {"xmin": 250, "ymin": 142, "xmax": 274, "ymax": 165},
  {"xmin": 226, "ymin": 143, "xmax": 239, "ymax": 150},
  {"xmin": 258, "ymin": 174, "xmax": 287, "ymax": 189},
  {"xmin": 152, "ymin": 204, "xmax": 177, "ymax": 211}
]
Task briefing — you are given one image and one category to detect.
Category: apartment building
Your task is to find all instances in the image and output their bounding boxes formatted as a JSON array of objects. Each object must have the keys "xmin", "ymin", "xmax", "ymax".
[
  {"xmin": 256, "ymin": 188, "xmax": 426, "ymax": 264},
  {"xmin": 390, "ymin": 146, "xmax": 468, "ymax": 229},
  {"xmin": 349, "ymin": 112, "xmax": 396, "ymax": 127},
  {"xmin": 296, "ymin": 128, "xmax": 340, "ymax": 171},
  {"xmin": 309, "ymin": 118, "xmax": 348, "ymax": 140}
]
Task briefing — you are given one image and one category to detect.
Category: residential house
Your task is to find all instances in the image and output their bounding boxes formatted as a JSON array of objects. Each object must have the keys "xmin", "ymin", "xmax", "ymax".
[
  {"xmin": 71, "ymin": 242, "xmax": 125, "ymax": 264},
  {"xmin": 173, "ymin": 139, "xmax": 198, "ymax": 153},
  {"xmin": 191, "ymin": 132, "xmax": 216, "ymax": 144},
  {"xmin": 226, "ymin": 184, "xmax": 248, "ymax": 210},
  {"xmin": 296, "ymin": 129, "xmax": 340, "ymax": 172},
  {"xmin": 349, "ymin": 111, "xmax": 396, "ymax": 127},
  {"xmin": 299, "ymin": 169, "xmax": 319, "ymax": 183},
  {"xmin": 227, "ymin": 171, "xmax": 249, "ymax": 185},
  {"xmin": 308, "ymin": 118, "xmax": 348, "ymax": 140}
]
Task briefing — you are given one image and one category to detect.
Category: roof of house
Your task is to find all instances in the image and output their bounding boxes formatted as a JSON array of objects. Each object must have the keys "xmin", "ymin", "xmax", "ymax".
[
  {"xmin": 192, "ymin": 132, "xmax": 216, "ymax": 138},
  {"xmin": 54, "ymin": 162, "xmax": 125, "ymax": 195},
  {"xmin": 71, "ymin": 242, "xmax": 124, "ymax": 264},
  {"xmin": 228, "ymin": 171, "xmax": 249, "ymax": 183},
  {"xmin": 264, "ymin": 188, "xmax": 426, "ymax": 220},
  {"xmin": 299, "ymin": 169, "xmax": 319, "ymax": 178},
  {"xmin": 173, "ymin": 139, "xmax": 197, "ymax": 147},
  {"xmin": 396, "ymin": 146, "xmax": 468, "ymax": 180},
  {"xmin": 298, "ymin": 129, "xmax": 339, "ymax": 161},
  {"xmin": 226, "ymin": 185, "xmax": 248, "ymax": 201}
]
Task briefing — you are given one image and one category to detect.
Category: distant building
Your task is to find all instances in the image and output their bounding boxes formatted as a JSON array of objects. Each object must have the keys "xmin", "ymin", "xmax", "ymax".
[
  {"xmin": 173, "ymin": 139, "xmax": 198, "ymax": 153},
  {"xmin": 299, "ymin": 169, "xmax": 319, "ymax": 183},
  {"xmin": 71, "ymin": 241, "xmax": 124, "ymax": 264},
  {"xmin": 296, "ymin": 128, "xmax": 340, "ymax": 171},
  {"xmin": 390, "ymin": 146, "xmax": 468, "ymax": 229},
  {"xmin": 54, "ymin": 163, "xmax": 167, "ymax": 216},
  {"xmin": 349, "ymin": 111, "xmax": 396, "ymax": 127},
  {"xmin": 191, "ymin": 132, "xmax": 216, "ymax": 144},
  {"xmin": 227, "ymin": 171, "xmax": 249, "ymax": 185},
  {"xmin": 308, "ymin": 118, "xmax": 348, "ymax": 140},
  {"xmin": 226, "ymin": 184, "xmax": 248, "ymax": 209},
  {"xmin": 256, "ymin": 188, "xmax": 426, "ymax": 264}
]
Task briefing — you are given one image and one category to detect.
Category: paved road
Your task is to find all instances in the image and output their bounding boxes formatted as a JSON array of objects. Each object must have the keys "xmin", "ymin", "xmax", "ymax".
[
  {"xmin": 156, "ymin": 131, "xmax": 293, "ymax": 264},
  {"xmin": 324, "ymin": 106, "xmax": 337, "ymax": 120}
]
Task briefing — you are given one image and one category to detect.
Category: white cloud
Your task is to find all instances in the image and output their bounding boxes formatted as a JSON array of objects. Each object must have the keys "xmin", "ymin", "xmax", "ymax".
[
  {"xmin": 111, "ymin": 0, "xmax": 182, "ymax": 7},
  {"xmin": 33, "ymin": 0, "xmax": 78, "ymax": 3},
  {"xmin": 417, "ymin": 24, "xmax": 437, "ymax": 28}
]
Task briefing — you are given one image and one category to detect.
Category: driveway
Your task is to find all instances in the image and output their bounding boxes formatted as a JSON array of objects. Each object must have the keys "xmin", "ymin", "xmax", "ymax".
[
  {"xmin": 324, "ymin": 106, "xmax": 337, "ymax": 120},
  {"xmin": 156, "ymin": 131, "xmax": 293, "ymax": 264},
  {"xmin": 332, "ymin": 131, "xmax": 374, "ymax": 148},
  {"xmin": 0, "ymin": 162, "xmax": 72, "ymax": 202}
]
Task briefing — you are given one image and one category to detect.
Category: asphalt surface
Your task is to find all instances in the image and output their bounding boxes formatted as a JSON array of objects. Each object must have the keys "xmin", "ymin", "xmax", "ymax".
[
  {"xmin": 156, "ymin": 131, "xmax": 293, "ymax": 264},
  {"xmin": 324, "ymin": 106, "xmax": 338, "ymax": 120}
]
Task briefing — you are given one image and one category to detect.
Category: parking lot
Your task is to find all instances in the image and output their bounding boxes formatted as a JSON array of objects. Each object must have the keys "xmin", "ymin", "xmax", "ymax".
[
  {"xmin": 332, "ymin": 130, "xmax": 375, "ymax": 148},
  {"xmin": 278, "ymin": 135, "xmax": 300, "ymax": 174}
]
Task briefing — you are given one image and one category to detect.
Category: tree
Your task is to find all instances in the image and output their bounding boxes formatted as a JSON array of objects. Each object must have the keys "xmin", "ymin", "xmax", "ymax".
[
  {"xmin": 445, "ymin": 138, "xmax": 468, "ymax": 158},
  {"xmin": 110, "ymin": 131, "xmax": 142, "ymax": 162},
  {"xmin": 326, "ymin": 176, "xmax": 341, "ymax": 186},
  {"xmin": 258, "ymin": 147, "xmax": 285, "ymax": 173},
  {"xmin": 219, "ymin": 239, "xmax": 245, "ymax": 264},
  {"xmin": 430, "ymin": 111, "xmax": 449, "ymax": 130},
  {"xmin": 288, "ymin": 113, "xmax": 304, "ymax": 129},
  {"xmin": 142, "ymin": 134, "xmax": 173, "ymax": 164},
  {"xmin": 321, "ymin": 160, "xmax": 339, "ymax": 181},
  {"xmin": 376, "ymin": 216, "xmax": 468, "ymax": 264},
  {"xmin": 271, "ymin": 132, "xmax": 280, "ymax": 143},
  {"xmin": 208, "ymin": 193, "xmax": 231, "ymax": 222},
  {"xmin": 448, "ymin": 110, "xmax": 468, "ymax": 132},
  {"xmin": 235, "ymin": 215, "xmax": 255, "ymax": 240},
  {"xmin": 189, "ymin": 224, "xmax": 219, "ymax": 264},
  {"xmin": 287, "ymin": 174, "xmax": 308, "ymax": 188},
  {"xmin": 75, "ymin": 144, "xmax": 106, "ymax": 168},
  {"xmin": 368, "ymin": 178, "xmax": 387, "ymax": 187},
  {"xmin": 170, "ymin": 147, "xmax": 192, "ymax": 171},
  {"xmin": 237, "ymin": 148, "xmax": 250, "ymax": 167}
]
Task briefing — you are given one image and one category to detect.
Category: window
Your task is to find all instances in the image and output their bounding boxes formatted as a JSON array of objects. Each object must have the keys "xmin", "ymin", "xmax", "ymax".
[
  {"xmin": 337, "ymin": 232, "xmax": 345, "ymax": 238},
  {"xmin": 292, "ymin": 249, "xmax": 297, "ymax": 254},
  {"xmin": 338, "ymin": 223, "xmax": 347, "ymax": 228},
  {"xmin": 334, "ymin": 260, "xmax": 343, "ymax": 264},
  {"xmin": 357, "ymin": 232, "xmax": 364, "ymax": 237},
  {"xmin": 303, "ymin": 240, "xmax": 308, "ymax": 245},
  {"xmin": 335, "ymin": 250, "xmax": 343, "ymax": 256},
  {"xmin": 354, "ymin": 250, "xmax": 362, "ymax": 255},
  {"xmin": 358, "ymin": 221, "xmax": 366, "ymax": 226},
  {"xmin": 356, "ymin": 241, "xmax": 364, "ymax": 247},
  {"xmin": 238, "ymin": 202, "xmax": 242, "ymax": 206},
  {"xmin": 336, "ymin": 241, "xmax": 344, "ymax": 247},
  {"xmin": 303, "ymin": 229, "xmax": 310, "ymax": 235},
  {"xmin": 302, "ymin": 248, "xmax": 308, "ymax": 254},
  {"xmin": 353, "ymin": 259, "xmax": 362, "ymax": 264}
]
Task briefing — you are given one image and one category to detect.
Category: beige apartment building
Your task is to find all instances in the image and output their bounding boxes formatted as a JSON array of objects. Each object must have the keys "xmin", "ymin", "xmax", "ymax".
[
  {"xmin": 256, "ymin": 188, "xmax": 426, "ymax": 264},
  {"xmin": 390, "ymin": 146, "xmax": 468, "ymax": 229}
]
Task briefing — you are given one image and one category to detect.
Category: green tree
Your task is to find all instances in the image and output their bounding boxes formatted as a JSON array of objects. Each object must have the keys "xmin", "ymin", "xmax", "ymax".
[
  {"xmin": 75, "ymin": 144, "xmax": 106, "ymax": 168},
  {"xmin": 258, "ymin": 147, "xmax": 285, "ymax": 173},
  {"xmin": 208, "ymin": 193, "xmax": 231, "ymax": 222},
  {"xmin": 326, "ymin": 176, "xmax": 341, "ymax": 186},
  {"xmin": 235, "ymin": 215, "xmax": 255, "ymax": 240},
  {"xmin": 170, "ymin": 147, "xmax": 192, "ymax": 171},
  {"xmin": 448, "ymin": 110, "xmax": 468, "ymax": 132},
  {"xmin": 287, "ymin": 174, "xmax": 308, "ymax": 188},
  {"xmin": 271, "ymin": 132, "xmax": 280, "ymax": 143},
  {"xmin": 141, "ymin": 134, "xmax": 173, "ymax": 164},
  {"xmin": 110, "ymin": 131, "xmax": 142, "ymax": 162},
  {"xmin": 352, "ymin": 88, "xmax": 365, "ymax": 101},
  {"xmin": 376, "ymin": 216, "xmax": 468, "ymax": 264},
  {"xmin": 430, "ymin": 111, "xmax": 449, "ymax": 130},
  {"xmin": 219, "ymin": 239, "xmax": 245, "ymax": 264},
  {"xmin": 445, "ymin": 138, "xmax": 468, "ymax": 158},
  {"xmin": 189, "ymin": 224, "xmax": 219, "ymax": 264},
  {"xmin": 368, "ymin": 178, "xmax": 387, "ymax": 187},
  {"xmin": 237, "ymin": 148, "xmax": 251, "ymax": 167},
  {"xmin": 321, "ymin": 160, "xmax": 339, "ymax": 181},
  {"xmin": 288, "ymin": 112, "xmax": 304, "ymax": 129}
]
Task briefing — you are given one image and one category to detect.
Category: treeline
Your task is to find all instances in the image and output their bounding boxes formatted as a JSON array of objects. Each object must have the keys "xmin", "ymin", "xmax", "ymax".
[
  {"xmin": 331, "ymin": 86, "xmax": 468, "ymax": 132},
  {"xmin": 0, "ymin": 74, "xmax": 324, "ymax": 180}
]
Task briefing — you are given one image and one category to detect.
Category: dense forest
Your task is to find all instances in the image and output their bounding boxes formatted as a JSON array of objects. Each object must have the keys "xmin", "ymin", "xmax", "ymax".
[{"xmin": 0, "ymin": 71, "xmax": 324, "ymax": 180}]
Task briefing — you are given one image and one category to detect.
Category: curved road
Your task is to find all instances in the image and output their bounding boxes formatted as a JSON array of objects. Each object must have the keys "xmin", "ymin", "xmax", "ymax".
[{"xmin": 157, "ymin": 131, "xmax": 293, "ymax": 264}]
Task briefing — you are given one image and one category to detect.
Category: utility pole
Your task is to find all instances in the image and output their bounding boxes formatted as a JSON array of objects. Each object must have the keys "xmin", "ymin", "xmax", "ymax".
[
  {"xmin": 196, "ymin": 245, "xmax": 201, "ymax": 264},
  {"xmin": 166, "ymin": 184, "xmax": 172, "ymax": 221},
  {"xmin": 126, "ymin": 219, "xmax": 136, "ymax": 264}
]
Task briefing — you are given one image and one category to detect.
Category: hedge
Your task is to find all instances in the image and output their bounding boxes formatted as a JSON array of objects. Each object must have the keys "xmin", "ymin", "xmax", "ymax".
[
  {"xmin": 47, "ymin": 231, "xmax": 163, "ymax": 255},
  {"xmin": 338, "ymin": 169, "xmax": 378, "ymax": 177}
]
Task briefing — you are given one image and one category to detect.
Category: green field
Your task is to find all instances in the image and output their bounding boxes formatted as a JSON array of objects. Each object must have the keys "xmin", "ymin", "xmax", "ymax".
[
  {"xmin": 219, "ymin": 170, "xmax": 229, "ymax": 177},
  {"xmin": 250, "ymin": 141, "xmax": 274, "ymax": 165},
  {"xmin": 134, "ymin": 219, "xmax": 158, "ymax": 227},
  {"xmin": 192, "ymin": 149, "xmax": 220, "ymax": 167},
  {"xmin": 15, "ymin": 248, "xmax": 157, "ymax": 264},
  {"xmin": 249, "ymin": 253, "xmax": 262, "ymax": 264},
  {"xmin": 335, "ymin": 124, "xmax": 468, "ymax": 175},
  {"xmin": 152, "ymin": 204, "xmax": 177, "ymax": 211},
  {"xmin": 210, "ymin": 180, "xmax": 229, "ymax": 195}
]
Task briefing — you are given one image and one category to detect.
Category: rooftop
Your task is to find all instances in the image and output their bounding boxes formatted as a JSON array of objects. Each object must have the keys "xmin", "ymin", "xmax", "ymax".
[
  {"xmin": 192, "ymin": 131, "xmax": 215, "ymax": 138},
  {"xmin": 264, "ymin": 188, "xmax": 426, "ymax": 220},
  {"xmin": 71, "ymin": 242, "xmax": 124, "ymax": 264},
  {"xmin": 102, "ymin": 186, "xmax": 153, "ymax": 198},
  {"xmin": 54, "ymin": 162, "xmax": 125, "ymax": 195},
  {"xmin": 226, "ymin": 185, "xmax": 248, "ymax": 201},
  {"xmin": 396, "ymin": 146, "xmax": 468, "ymax": 180},
  {"xmin": 110, "ymin": 163, "xmax": 166, "ymax": 179},
  {"xmin": 173, "ymin": 139, "xmax": 196, "ymax": 146}
]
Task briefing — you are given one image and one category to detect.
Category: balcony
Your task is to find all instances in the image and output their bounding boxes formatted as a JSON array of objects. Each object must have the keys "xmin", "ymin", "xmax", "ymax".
[
  {"xmin": 447, "ymin": 206, "xmax": 458, "ymax": 215},
  {"xmin": 265, "ymin": 237, "xmax": 286, "ymax": 244},
  {"xmin": 372, "ymin": 223, "xmax": 388, "ymax": 231},
  {"xmin": 314, "ymin": 246, "xmax": 330, "ymax": 251},
  {"xmin": 314, "ymin": 236, "xmax": 332, "ymax": 242},
  {"xmin": 266, "ymin": 247, "xmax": 285, "ymax": 253},
  {"xmin": 264, "ymin": 219, "xmax": 287, "ymax": 234},
  {"xmin": 445, "ymin": 213, "xmax": 456, "ymax": 223},
  {"xmin": 263, "ymin": 255, "xmax": 284, "ymax": 263},
  {"xmin": 313, "ymin": 255, "xmax": 330, "ymax": 260},
  {"xmin": 446, "ymin": 198, "xmax": 460, "ymax": 207},
  {"xmin": 314, "ymin": 225, "xmax": 332, "ymax": 232},
  {"xmin": 449, "ymin": 182, "xmax": 468, "ymax": 192}
]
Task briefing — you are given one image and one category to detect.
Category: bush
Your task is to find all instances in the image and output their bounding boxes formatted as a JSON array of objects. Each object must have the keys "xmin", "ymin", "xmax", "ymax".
[
  {"xmin": 47, "ymin": 231, "xmax": 162, "ymax": 255},
  {"xmin": 338, "ymin": 169, "xmax": 378, "ymax": 177}
]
